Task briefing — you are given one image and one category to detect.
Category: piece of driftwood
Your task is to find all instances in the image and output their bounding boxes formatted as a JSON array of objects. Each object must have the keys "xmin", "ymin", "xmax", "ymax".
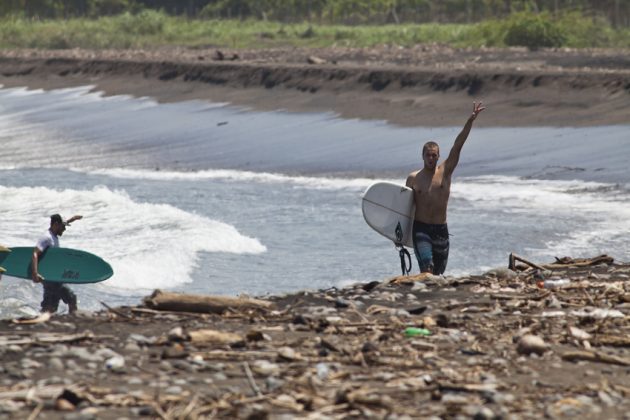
[
  {"xmin": 0, "ymin": 332, "xmax": 93, "ymax": 347},
  {"xmin": 508, "ymin": 253, "xmax": 546, "ymax": 271},
  {"xmin": 242, "ymin": 362, "xmax": 263, "ymax": 397},
  {"xmin": 143, "ymin": 290, "xmax": 273, "ymax": 314},
  {"xmin": 11, "ymin": 312, "xmax": 51, "ymax": 325},
  {"xmin": 188, "ymin": 329, "xmax": 243, "ymax": 345},
  {"xmin": 389, "ymin": 272, "xmax": 433, "ymax": 285},
  {"xmin": 593, "ymin": 335, "xmax": 630, "ymax": 347},
  {"xmin": 543, "ymin": 255, "xmax": 614, "ymax": 269},
  {"xmin": 561, "ymin": 350, "xmax": 630, "ymax": 366},
  {"xmin": 100, "ymin": 301, "xmax": 133, "ymax": 319},
  {"xmin": 307, "ymin": 55, "xmax": 327, "ymax": 65}
]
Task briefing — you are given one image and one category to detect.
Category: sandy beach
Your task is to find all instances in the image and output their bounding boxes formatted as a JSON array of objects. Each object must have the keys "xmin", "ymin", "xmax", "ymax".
[{"xmin": 1, "ymin": 46, "xmax": 630, "ymax": 418}]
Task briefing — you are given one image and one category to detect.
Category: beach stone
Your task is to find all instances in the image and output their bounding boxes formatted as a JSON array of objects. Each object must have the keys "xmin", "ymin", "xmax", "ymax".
[
  {"xmin": 63, "ymin": 413, "xmax": 97, "ymax": 420},
  {"xmin": 165, "ymin": 385, "xmax": 183, "ymax": 394},
  {"xmin": 212, "ymin": 372, "xmax": 227, "ymax": 381},
  {"xmin": 129, "ymin": 334, "xmax": 156, "ymax": 345},
  {"xmin": 412, "ymin": 282, "xmax": 428, "ymax": 291},
  {"xmin": 266, "ymin": 376, "xmax": 285, "ymax": 391},
  {"xmin": 335, "ymin": 298, "xmax": 350, "ymax": 308},
  {"xmin": 65, "ymin": 359, "xmax": 81, "ymax": 372},
  {"xmin": 486, "ymin": 267, "xmax": 518, "ymax": 280},
  {"xmin": 172, "ymin": 360, "xmax": 196, "ymax": 372},
  {"xmin": 277, "ymin": 346, "xmax": 300, "ymax": 361},
  {"xmin": 252, "ymin": 360, "xmax": 280, "ymax": 376},
  {"xmin": 307, "ymin": 306, "xmax": 337, "ymax": 316},
  {"xmin": 127, "ymin": 377, "xmax": 143, "ymax": 385},
  {"xmin": 517, "ymin": 335, "xmax": 549, "ymax": 356},
  {"xmin": 38, "ymin": 376, "xmax": 66, "ymax": 386},
  {"xmin": 21, "ymin": 358, "xmax": 42, "ymax": 369},
  {"xmin": 48, "ymin": 357, "xmax": 65, "ymax": 370},
  {"xmin": 395, "ymin": 309, "xmax": 410, "ymax": 317},
  {"xmin": 130, "ymin": 407, "xmax": 156, "ymax": 417},
  {"xmin": 104, "ymin": 355, "xmax": 125, "ymax": 372},
  {"xmin": 0, "ymin": 400, "xmax": 22, "ymax": 413},
  {"xmin": 55, "ymin": 398, "xmax": 75, "ymax": 411},
  {"xmin": 65, "ymin": 348, "xmax": 99, "ymax": 362},
  {"xmin": 124, "ymin": 342, "xmax": 141, "ymax": 352},
  {"xmin": 168, "ymin": 327, "xmax": 185, "ymax": 341}
]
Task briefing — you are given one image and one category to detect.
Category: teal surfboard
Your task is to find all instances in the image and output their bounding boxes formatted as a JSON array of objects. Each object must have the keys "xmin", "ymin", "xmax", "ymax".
[{"xmin": 0, "ymin": 247, "xmax": 113, "ymax": 284}]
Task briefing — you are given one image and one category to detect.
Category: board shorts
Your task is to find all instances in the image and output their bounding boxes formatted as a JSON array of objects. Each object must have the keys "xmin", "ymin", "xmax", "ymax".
[
  {"xmin": 412, "ymin": 221, "xmax": 449, "ymax": 275},
  {"xmin": 41, "ymin": 281, "xmax": 77, "ymax": 313}
]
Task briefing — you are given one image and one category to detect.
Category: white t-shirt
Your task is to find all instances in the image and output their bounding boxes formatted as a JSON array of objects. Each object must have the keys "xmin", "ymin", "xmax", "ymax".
[{"xmin": 36, "ymin": 230, "xmax": 59, "ymax": 252}]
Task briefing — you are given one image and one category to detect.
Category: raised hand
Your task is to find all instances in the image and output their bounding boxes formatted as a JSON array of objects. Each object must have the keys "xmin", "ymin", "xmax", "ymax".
[{"xmin": 470, "ymin": 101, "xmax": 486, "ymax": 120}]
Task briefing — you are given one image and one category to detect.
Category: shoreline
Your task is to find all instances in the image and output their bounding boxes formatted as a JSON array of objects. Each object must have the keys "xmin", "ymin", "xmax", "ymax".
[
  {"xmin": 1, "ymin": 47, "xmax": 630, "ymax": 127},
  {"xmin": 1, "ymin": 255, "xmax": 629, "ymax": 418}
]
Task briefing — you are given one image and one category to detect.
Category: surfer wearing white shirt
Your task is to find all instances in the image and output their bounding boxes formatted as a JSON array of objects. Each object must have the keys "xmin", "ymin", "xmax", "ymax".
[
  {"xmin": 406, "ymin": 102, "xmax": 485, "ymax": 274},
  {"xmin": 32, "ymin": 214, "xmax": 83, "ymax": 313}
]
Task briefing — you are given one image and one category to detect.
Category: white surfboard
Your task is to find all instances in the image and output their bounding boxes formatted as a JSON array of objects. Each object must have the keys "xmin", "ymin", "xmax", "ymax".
[{"xmin": 362, "ymin": 182, "xmax": 415, "ymax": 248}]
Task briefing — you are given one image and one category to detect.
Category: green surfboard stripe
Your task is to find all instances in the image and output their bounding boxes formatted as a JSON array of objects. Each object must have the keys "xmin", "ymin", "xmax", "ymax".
[{"xmin": 0, "ymin": 247, "xmax": 113, "ymax": 284}]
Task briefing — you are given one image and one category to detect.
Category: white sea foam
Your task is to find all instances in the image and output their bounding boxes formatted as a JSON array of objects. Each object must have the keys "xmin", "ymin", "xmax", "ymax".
[
  {"xmin": 454, "ymin": 175, "xmax": 630, "ymax": 259},
  {"xmin": 70, "ymin": 167, "xmax": 385, "ymax": 191},
  {"xmin": 0, "ymin": 185, "xmax": 266, "ymax": 292}
]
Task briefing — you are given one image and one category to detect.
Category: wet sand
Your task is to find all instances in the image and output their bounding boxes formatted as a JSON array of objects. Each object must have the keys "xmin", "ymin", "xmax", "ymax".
[{"xmin": 1, "ymin": 46, "xmax": 630, "ymax": 127}]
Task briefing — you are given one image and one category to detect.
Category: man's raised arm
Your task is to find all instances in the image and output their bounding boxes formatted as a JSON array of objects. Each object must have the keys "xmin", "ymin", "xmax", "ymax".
[{"xmin": 443, "ymin": 102, "xmax": 485, "ymax": 177}]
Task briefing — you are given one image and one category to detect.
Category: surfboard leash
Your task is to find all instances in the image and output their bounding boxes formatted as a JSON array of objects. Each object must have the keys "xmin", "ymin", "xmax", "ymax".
[{"xmin": 396, "ymin": 245, "xmax": 412, "ymax": 276}]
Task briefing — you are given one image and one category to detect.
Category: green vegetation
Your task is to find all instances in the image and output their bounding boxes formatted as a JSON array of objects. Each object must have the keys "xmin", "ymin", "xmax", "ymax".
[{"xmin": 0, "ymin": 5, "xmax": 629, "ymax": 50}]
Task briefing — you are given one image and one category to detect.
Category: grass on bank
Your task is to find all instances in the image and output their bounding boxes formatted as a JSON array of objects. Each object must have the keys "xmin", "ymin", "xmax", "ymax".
[{"xmin": 0, "ymin": 10, "xmax": 629, "ymax": 50}]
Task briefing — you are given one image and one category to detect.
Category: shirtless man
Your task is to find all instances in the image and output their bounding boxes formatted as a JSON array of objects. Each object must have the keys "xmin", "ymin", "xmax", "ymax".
[{"xmin": 406, "ymin": 102, "xmax": 485, "ymax": 274}]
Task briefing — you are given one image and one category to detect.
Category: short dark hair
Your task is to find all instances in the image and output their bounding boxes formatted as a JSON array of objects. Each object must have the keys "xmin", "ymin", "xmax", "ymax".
[
  {"xmin": 50, "ymin": 214, "xmax": 68, "ymax": 226},
  {"xmin": 422, "ymin": 141, "xmax": 440, "ymax": 156}
]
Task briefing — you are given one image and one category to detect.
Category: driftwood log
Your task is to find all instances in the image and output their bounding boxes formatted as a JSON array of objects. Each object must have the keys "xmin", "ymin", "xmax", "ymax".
[
  {"xmin": 561, "ymin": 350, "xmax": 630, "ymax": 366},
  {"xmin": 143, "ymin": 289, "xmax": 273, "ymax": 314},
  {"xmin": 509, "ymin": 253, "xmax": 614, "ymax": 271}
]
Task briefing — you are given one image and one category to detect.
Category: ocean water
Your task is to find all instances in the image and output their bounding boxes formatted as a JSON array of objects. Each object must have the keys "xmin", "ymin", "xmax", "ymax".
[{"xmin": 1, "ymin": 85, "xmax": 629, "ymax": 318}]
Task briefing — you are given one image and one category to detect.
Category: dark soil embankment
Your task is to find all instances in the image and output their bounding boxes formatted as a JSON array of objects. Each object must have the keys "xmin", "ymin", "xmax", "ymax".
[{"xmin": 1, "ymin": 46, "xmax": 629, "ymax": 126}]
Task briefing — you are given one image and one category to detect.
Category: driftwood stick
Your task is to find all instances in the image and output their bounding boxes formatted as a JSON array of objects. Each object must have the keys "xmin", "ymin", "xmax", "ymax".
[
  {"xmin": 561, "ymin": 350, "xmax": 630, "ymax": 366},
  {"xmin": 508, "ymin": 253, "xmax": 546, "ymax": 271},
  {"xmin": 0, "ymin": 332, "xmax": 94, "ymax": 347},
  {"xmin": 593, "ymin": 336, "xmax": 630, "ymax": 347},
  {"xmin": 26, "ymin": 403, "xmax": 44, "ymax": 420},
  {"xmin": 543, "ymin": 255, "xmax": 614, "ymax": 269},
  {"xmin": 242, "ymin": 362, "xmax": 263, "ymax": 397},
  {"xmin": 100, "ymin": 301, "xmax": 133, "ymax": 319},
  {"xmin": 143, "ymin": 290, "xmax": 273, "ymax": 314}
]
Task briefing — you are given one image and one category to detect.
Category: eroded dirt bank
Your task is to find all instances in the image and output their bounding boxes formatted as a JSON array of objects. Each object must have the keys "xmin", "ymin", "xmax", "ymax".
[{"xmin": 1, "ymin": 46, "xmax": 629, "ymax": 126}]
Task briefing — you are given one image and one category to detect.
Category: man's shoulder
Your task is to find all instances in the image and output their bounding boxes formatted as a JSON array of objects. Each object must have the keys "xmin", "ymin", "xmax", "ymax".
[{"xmin": 36, "ymin": 232, "xmax": 54, "ymax": 250}]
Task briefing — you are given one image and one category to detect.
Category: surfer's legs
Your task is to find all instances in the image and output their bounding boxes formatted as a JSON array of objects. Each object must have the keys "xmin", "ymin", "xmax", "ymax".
[
  {"xmin": 41, "ymin": 281, "xmax": 61, "ymax": 313},
  {"xmin": 412, "ymin": 221, "xmax": 435, "ymax": 273},
  {"xmin": 59, "ymin": 286, "xmax": 78, "ymax": 313},
  {"xmin": 431, "ymin": 232, "xmax": 449, "ymax": 275},
  {"xmin": 41, "ymin": 282, "xmax": 77, "ymax": 313},
  {"xmin": 412, "ymin": 222, "xmax": 449, "ymax": 274},
  {"xmin": 412, "ymin": 231, "xmax": 434, "ymax": 273}
]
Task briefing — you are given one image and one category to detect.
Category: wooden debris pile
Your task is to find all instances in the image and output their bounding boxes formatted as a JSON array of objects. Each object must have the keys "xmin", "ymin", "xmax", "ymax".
[{"xmin": 0, "ymin": 254, "xmax": 628, "ymax": 418}]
